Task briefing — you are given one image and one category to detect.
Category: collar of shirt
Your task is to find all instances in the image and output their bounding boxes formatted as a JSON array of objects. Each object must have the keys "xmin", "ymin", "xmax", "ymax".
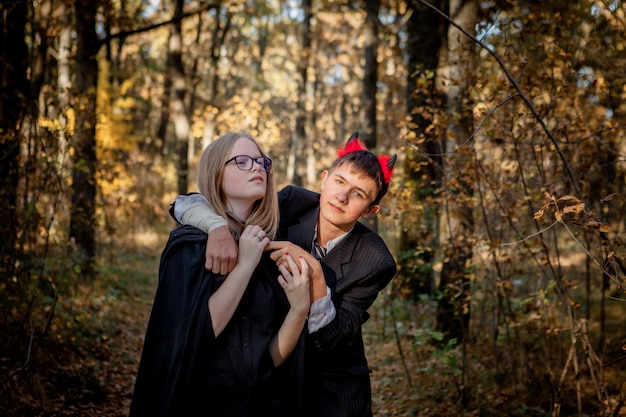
[{"xmin": 314, "ymin": 224, "xmax": 352, "ymax": 253}]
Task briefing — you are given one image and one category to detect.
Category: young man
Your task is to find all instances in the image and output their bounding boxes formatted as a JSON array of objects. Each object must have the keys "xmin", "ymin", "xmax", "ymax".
[{"xmin": 172, "ymin": 132, "xmax": 397, "ymax": 417}]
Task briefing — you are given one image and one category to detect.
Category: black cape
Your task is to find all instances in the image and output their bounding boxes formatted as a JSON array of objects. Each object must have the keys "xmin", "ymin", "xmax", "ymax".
[{"xmin": 129, "ymin": 225, "xmax": 305, "ymax": 417}]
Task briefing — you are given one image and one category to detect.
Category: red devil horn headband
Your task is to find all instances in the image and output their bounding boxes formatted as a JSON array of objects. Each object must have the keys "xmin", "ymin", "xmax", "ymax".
[{"xmin": 336, "ymin": 131, "xmax": 396, "ymax": 184}]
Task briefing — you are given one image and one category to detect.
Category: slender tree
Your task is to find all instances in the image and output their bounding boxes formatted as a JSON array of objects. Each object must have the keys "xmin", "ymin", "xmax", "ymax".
[
  {"xmin": 202, "ymin": 6, "xmax": 231, "ymax": 150},
  {"xmin": 400, "ymin": 0, "xmax": 445, "ymax": 297},
  {"xmin": 435, "ymin": 0, "xmax": 478, "ymax": 344},
  {"xmin": 361, "ymin": 0, "xmax": 379, "ymax": 148},
  {"xmin": 56, "ymin": 1, "xmax": 72, "ymax": 163},
  {"xmin": 155, "ymin": 46, "xmax": 173, "ymax": 156},
  {"xmin": 360, "ymin": 0, "xmax": 381, "ymax": 232},
  {"xmin": 0, "ymin": 0, "xmax": 28, "ymax": 276},
  {"xmin": 70, "ymin": 0, "xmax": 99, "ymax": 277},
  {"xmin": 170, "ymin": 0, "xmax": 192, "ymax": 194},
  {"xmin": 287, "ymin": 0, "xmax": 312, "ymax": 186}
]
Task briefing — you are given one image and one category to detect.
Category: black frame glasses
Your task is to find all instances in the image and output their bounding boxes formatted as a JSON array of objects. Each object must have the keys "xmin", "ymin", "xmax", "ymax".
[{"xmin": 225, "ymin": 155, "xmax": 272, "ymax": 172}]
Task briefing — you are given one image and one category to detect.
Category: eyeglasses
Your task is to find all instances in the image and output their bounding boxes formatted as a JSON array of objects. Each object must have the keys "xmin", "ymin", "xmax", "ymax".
[{"xmin": 225, "ymin": 155, "xmax": 272, "ymax": 172}]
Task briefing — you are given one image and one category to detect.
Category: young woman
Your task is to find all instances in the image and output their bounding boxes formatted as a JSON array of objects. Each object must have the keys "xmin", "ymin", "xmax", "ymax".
[{"xmin": 129, "ymin": 132, "xmax": 310, "ymax": 417}]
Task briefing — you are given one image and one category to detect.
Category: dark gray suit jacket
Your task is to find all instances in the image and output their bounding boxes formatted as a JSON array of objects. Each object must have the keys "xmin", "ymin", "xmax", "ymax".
[{"xmin": 278, "ymin": 186, "xmax": 397, "ymax": 417}]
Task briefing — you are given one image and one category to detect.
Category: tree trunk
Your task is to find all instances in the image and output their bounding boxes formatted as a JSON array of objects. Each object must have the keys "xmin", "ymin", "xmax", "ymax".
[
  {"xmin": 70, "ymin": 0, "xmax": 100, "ymax": 278},
  {"xmin": 361, "ymin": 0, "xmax": 379, "ymax": 148},
  {"xmin": 186, "ymin": 13, "xmax": 203, "ymax": 164},
  {"xmin": 287, "ymin": 0, "xmax": 311, "ymax": 186},
  {"xmin": 0, "ymin": 0, "xmax": 28, "ymax": 275},
  {"xmin": 202, "ymin": 6, "xmax": 231, "ymax": 150},
  {"xmin": 360, "ymin": 0, "xmax": 380, "ymax": 232},
  {"xmin": 154, "ymin": 54, "xmax": 172, "ymax": 155},
  {"xmin": 305, "ymin": 78, "xmax": 319, "ymax": 188},
  {"xmin": 171, "ymin": 0, "xmax": 192, "ymax": 194},
  {"xmin": 435, "ymin": 0, "xmax": 478, "ymax": 343},
  {"xmin": 57, "ymin": 2, "xmax": 72, "ymax": 166},
  {"xmin": 401, "ymin": 0, "xmax": 445, "ymax": 297},
  {"xmin": 593, "ymin": 53, "xmax": 624, "ymax": 353}
]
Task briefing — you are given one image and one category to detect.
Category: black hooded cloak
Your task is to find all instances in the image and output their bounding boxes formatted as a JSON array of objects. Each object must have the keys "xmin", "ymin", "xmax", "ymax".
[{"xmin": 129, "ymin": 225, "xmax": 304, "ymax": 417}]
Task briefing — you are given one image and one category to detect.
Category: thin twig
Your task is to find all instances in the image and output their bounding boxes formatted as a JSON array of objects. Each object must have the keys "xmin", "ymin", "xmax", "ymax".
[
  {"xmin": 0, "ymin": 317, "xmax": 34, "ymax": 386},
  {"xmin": 386, "ymin": 290, "xmax": 413, "ymax": 388}
]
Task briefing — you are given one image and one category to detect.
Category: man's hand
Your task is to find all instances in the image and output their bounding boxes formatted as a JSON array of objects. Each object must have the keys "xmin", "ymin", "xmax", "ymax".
[
  {"xmin": 266, "ymin": 241, "xmax": 326, "ymax": 304},
  {"xmin": 206, "ymin": 225, "xmax": 238, "ymax": 274}
]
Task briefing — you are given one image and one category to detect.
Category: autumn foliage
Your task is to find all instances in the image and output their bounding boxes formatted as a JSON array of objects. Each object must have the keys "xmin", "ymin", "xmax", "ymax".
[{"xmin": 1, "ymin": 1, "xmax": 625, "ymax": 416}]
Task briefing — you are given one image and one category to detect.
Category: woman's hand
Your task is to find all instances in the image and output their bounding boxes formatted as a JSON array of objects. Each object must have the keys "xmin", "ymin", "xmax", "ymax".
[
  {"xmin": 277, "ymin": 253, "xmax": 310, "ymax": 315},
  {"xmin": 236, "ymin": 225, "xmax": 269, "ymax": 271},
  {"xmin": 269, "ymin": 253, "xmax": 311, "ymax": 366},
  {"xmin": 208, "ymin": 224, "xmax": 268, "ymax": 337}
]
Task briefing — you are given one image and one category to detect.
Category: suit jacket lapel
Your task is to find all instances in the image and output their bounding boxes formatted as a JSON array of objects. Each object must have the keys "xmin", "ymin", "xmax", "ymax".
[
  {"xmin": 320, "ymin": 224, "xmax": 365, "ymax": 289},
  {"xmin": 324, "ymin": 235, "xmax": 351, "ymax": 267}
]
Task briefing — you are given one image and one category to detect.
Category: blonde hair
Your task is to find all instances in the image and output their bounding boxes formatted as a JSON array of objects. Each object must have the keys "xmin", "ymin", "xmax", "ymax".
[{"xmin": 197, "ymin": 131, "xmax": 279, "ymax": 239}]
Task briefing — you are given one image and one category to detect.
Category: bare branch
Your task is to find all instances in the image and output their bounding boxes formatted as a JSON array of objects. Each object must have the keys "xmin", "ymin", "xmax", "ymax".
[{"xmin": 102, "ymin": 2, "xmax": 220, "ymax": 44}]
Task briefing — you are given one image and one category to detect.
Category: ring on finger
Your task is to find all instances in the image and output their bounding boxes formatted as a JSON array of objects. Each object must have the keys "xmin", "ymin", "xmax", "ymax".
[{"xmin": 256, "ymin": 233, "xmax": 264, "ymax": 241}]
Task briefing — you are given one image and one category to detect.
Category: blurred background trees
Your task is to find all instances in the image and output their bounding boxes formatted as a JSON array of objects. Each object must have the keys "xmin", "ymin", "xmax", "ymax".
[{"xmin": 1, "ymin": 0, "xmax": 625, "ymax": 415}]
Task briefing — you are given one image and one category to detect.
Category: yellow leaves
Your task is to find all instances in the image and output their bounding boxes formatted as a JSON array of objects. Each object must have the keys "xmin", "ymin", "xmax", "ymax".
[
  {"xmin": 560, "ymin": 201, "xmax": 585, "ymax": 219},
  {"xmin": 533, "ymin": 191, "xmax": 615, "ymax": 233},
  {"xmin": 602, "ymin": 193, "xmax": 616, "ymax": 202},
  {"xmin": 539, "ymin": 90, "xmax": 552, "ymax": 106},
  {"xmin": 533, "ymin": 205, "xmax": 547, "ymax": 220},
  {"xmin": 587, "ymin": 220, "xmax": 612, "ymax": 233},
  {"xmin": 599, "ymin": 223, "xmax": 612, "ymax": 233},
  {"xmin": 39, "ymin": 108, "xmax": 75, "ymax": 134},
  {"xmin": 534, "ymin": 192, "xmax": 584, "ymax": 222},
  {"xmin": 39, "ymin": 116, "xmax": 63, "ymax": 132}
]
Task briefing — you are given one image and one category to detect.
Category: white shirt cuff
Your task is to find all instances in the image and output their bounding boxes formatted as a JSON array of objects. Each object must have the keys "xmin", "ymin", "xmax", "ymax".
[{"xmin": 307, "ymin": 286, "xmax": 336, "ymax": 333}]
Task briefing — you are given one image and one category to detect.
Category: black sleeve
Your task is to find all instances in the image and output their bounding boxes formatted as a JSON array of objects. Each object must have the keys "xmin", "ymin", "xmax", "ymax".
[
  {"xmin": 310, "ymin": 230, "xmax": 397, "ymax": 354},
  {"xmin": 278, "ymin": 186, "xmax": 320, "ymax": 224},
  {"xmin": 310, "ymin": 259, "xmax": 396, "ymax": 353}
]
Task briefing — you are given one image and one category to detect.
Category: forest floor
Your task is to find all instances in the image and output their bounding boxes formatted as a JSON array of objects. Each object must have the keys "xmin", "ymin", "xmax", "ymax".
[
  {"xmin": 1, "ymin": 242, "xmax": 625, "ymax": 416},
  {"xmin": 0, "ymin": 244, "xmax": 424, "ymax": 417}
]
